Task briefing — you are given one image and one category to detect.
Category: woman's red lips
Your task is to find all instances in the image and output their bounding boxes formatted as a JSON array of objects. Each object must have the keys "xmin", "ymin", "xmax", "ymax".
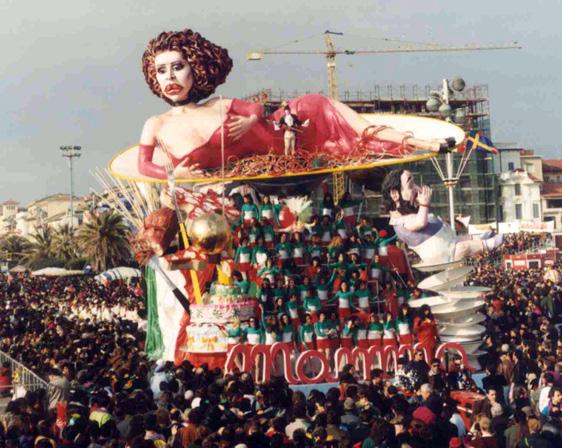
[{"xmin": 165, "ymin": 84, "xmax": 183, "ymax": 94}]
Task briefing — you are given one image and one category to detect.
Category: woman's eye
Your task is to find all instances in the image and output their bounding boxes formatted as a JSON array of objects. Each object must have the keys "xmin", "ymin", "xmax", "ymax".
[
  {"xmin": 157, "ymin": 68, "xmax": 166, "ymax": 74},
  {"xmin": 173, "ymin": 64, "xmax": 184, "ymax": 71}
]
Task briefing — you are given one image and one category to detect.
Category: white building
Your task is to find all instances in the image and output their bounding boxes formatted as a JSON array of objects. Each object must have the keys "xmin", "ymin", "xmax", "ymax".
[
  {"xmin": 495, "ymin": 143, "xmax": 522, "ymax": 174},
  {"xmin": 15, "ymin": 211, "xmax": 31, "ymax": 238},
  {"xmin": 499, "ymin": 169, "xmax": 542, "ymax": 222},
  {"xmin": 0, "ymin": 200, "xmax": 20, "ymax": 236},
  {"xmin": 541, "ymin": 160, "xmax": 562, "ymax": 229}
]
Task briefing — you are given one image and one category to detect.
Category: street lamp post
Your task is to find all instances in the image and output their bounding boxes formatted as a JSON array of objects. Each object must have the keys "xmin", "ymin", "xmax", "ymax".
[
  {"xmin": 59, "ymin": 145, "xmax": 81, "ymax": 228},
  {"xmin": 425, "ymin": 77, "xmax": 468, "ymax": 235}
]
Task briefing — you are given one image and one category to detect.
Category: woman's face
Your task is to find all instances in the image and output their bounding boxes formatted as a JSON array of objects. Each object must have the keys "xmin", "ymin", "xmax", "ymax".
[{"xmin": 155, "ymin": 50, "xmax": 193, "ymax": 102}]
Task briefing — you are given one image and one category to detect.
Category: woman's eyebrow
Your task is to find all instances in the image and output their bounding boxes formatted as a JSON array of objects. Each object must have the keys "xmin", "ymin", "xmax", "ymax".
[{"xmin": 156, "ymin": 60, "xmax": 184, "ymax": 68}]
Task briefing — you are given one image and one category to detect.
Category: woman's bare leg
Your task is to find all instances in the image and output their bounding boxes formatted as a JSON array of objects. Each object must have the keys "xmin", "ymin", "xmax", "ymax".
[
  {"xmin": 454, "ymin": 234, "xmax": 504, "ymax": 260},
  {"xmin": 329, "ymin": 99, "xmax": 444, "ymax": 152}
]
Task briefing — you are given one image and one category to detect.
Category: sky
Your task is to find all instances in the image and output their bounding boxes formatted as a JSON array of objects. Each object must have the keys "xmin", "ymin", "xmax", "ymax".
[{"xmin": 0, "ymin": 0, "xmax": 560, "ymax": 204}]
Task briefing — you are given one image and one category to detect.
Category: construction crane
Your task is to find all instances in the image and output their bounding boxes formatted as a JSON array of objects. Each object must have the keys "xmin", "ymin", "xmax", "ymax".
[{"xmin": 248, "ymin": 31, "xmax": 521, "ymax": 201}]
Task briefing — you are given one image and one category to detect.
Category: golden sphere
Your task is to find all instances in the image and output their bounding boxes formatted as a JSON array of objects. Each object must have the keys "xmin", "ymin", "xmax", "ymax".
[{"xmin": 186, "ymin": 213, "xmax": 231, "ymax": 255}]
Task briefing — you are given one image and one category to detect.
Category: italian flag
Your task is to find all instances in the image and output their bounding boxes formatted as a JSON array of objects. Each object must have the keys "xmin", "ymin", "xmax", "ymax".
[{"xmin": 145, "ymin": 262, "xmax": 215, "ymax": 364}]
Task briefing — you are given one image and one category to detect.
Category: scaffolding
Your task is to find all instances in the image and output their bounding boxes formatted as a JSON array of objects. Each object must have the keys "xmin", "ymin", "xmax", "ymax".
[{"xmin": 245, "ymin": 84, "xmax": 496, "ymax": 224}]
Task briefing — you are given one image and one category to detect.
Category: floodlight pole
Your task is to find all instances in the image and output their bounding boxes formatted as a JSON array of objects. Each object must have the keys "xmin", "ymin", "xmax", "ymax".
[
  {"xmin": 442, "ymin": 79, "xmax": 458, "ymax": 234},
  {"xmin": 60, "ymin": 145, "xmax": 81, "ymax": 229}
]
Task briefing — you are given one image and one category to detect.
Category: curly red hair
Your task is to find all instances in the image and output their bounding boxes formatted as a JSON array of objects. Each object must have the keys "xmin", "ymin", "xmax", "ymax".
[{"xmin": 142, "ymin": 29, "xmax": 233, "ymax": 105}]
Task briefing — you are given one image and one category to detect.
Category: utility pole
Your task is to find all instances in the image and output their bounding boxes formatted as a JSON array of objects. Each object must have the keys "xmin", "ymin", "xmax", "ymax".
[
  {"xmin": 60, "ymin": 145, "xmax": 81, "ymax": 229},
  {"xmin": 441, "ymin": 79, "xmax": 457, "ymax": 233}
]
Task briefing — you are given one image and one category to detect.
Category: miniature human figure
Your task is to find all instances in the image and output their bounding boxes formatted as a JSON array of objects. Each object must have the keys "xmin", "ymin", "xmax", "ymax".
[
  {"xmin": 382, "ymin": 169, "xmax": 503, "ymax": 265},
  {"xmin": 137, "ymin": 30, "xmax": 456, "ymax": 179},
  {"xmin": 274, "ymin": 104, "xmax": 310, "ymax": 155}
]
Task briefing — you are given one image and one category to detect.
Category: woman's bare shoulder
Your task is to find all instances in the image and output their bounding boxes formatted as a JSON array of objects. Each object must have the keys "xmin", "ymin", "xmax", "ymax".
[
  {"xmin": 140, "ymin": 114, "xmax": 166, "ymax": 143},
  {"xmin": 142, "ymin": 113, "xmax": 165, "ymax": 129}
]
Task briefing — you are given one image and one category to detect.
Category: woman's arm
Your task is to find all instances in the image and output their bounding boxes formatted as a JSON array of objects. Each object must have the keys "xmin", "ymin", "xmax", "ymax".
[
  {"xmin": 401, "ymin": 186, "xmax": 433, "ymax": 232},
  {"xmin": 138, "ymin": 116, "xmax": 167, "ymax": 179}
]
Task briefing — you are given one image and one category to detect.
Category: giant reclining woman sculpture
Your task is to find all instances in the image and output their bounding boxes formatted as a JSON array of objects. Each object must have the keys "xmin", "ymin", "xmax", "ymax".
[{"xmin": 137, "ymin": 29, "xmax": 456, "ymax": 179}]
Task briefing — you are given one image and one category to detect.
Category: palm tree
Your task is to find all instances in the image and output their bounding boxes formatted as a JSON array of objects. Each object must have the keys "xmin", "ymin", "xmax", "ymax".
[
  {"xmin": 24, "ymin": 225, "xmax": 54, "ymax": 266},
  {"xmin": 75, "ymin": 211, "xmax": 131, "ymax": 272},
  {"xmin": 51, "ymin": 224, "xmax": 78, "ymax": 262},
  {"xmin": 0, "ymin": 235, "xmax": 31, "ymax": 265}
]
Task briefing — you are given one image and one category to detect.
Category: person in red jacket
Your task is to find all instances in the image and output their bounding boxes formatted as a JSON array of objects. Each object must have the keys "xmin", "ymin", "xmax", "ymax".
[
  {"xmin": 414, "ymin": 305, "xmax": 439, "ymax": 358},
  {"xmin": 0, "ymin": 362, "xmax": 11, "ymax": 397}
]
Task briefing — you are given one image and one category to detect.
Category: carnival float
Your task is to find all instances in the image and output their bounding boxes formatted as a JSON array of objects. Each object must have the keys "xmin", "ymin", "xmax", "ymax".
[{"xmin": 99, "ymin": 28, "xmax": 501, "ymax": 380}]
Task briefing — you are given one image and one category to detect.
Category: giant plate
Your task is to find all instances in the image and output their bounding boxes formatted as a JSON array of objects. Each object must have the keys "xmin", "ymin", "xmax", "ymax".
[
  {"xmin": 439, "ymin": 286, "xmax": 491, "ymax": 300},
  {"xmin": 432, "ymin": 299, "xmax": 485, "ymax": 320},
  {"xmin": 417, "ymin": 266, "xmax": 473, "ymax": 292}
]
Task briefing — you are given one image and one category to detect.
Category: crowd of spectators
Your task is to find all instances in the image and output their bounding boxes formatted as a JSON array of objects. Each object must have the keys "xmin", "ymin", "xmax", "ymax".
[{"xmin": 0, "ymin": 192, "xmax": 560, "ymax": 447}]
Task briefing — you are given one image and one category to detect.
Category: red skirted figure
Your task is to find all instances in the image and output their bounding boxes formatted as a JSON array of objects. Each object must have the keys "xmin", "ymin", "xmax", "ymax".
[{"xmin": 414, "ymin": 305, "xmax": 439, "ymax": 358}]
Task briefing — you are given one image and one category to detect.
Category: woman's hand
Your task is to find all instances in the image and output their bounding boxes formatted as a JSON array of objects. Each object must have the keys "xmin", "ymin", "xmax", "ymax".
[
  {"xmin": 172, "ymin": 159, "xmax": 204, "ymax": 179},
  {"xmin": 227, "ymin": 114, "xmax": 257, "ymax": 141},
  {"xmin": 417, "ymin": 185, "xmax": 432, "ymax": 206}
]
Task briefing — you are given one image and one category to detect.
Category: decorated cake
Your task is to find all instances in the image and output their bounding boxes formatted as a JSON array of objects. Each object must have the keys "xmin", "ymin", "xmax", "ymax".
[
  {"xmin": 185, "ymin": 282, "xmax": 255, "ymax": 354},
  {"xmin": 185, "ymin": 324, "xmax": 228, "ymax": 353}
]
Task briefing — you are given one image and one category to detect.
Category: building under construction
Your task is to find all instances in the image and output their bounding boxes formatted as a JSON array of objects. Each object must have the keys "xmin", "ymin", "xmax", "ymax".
[{"xmin": 245, "ymin": 84, "xmax": 498, "ymax": 225}]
